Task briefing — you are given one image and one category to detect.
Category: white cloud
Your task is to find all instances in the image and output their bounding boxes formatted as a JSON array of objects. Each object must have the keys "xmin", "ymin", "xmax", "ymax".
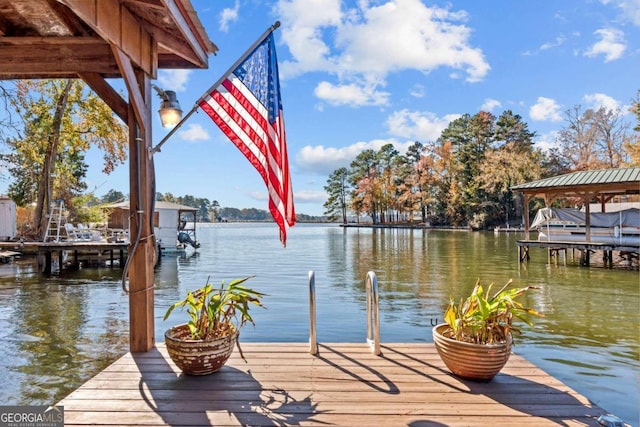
[
  {"xmin": 409, "ymin": 84, "xmax": 426, "ymax": 98},
  {"xmin": 156, "ymin": 70, "xmax": 192, "ymax": 92},
  {"xmin": 178, "ymin": 124, "xmax": 210, "ymax": 141},
  {"xmin": 540, "ymin": 35, "xmax": 567, "ymax": 51},
  {"xmin": 314, "ymin": 81, "xmax": 389, "ymax": 106},
  {"xmin": 602, "ymin": 0, "xmax": 640, "ymax": 26},
  {"xmin": 481, "ymin": 98, "xmax": 501, "ymax": 112},
  {"xmin": 276, "ymin": 0, "xmax": 489, "ymax": 106},
  {"xmin": 534, "ymin": 131, "xmax": 559, "ymax": 153},
  {"xmin": 523, "ymin": 35, "xmax": 567, "ymax": 56},
  {"xmin": 219, "ymin": 1, "xmax": 240, "ymax": 33},
  {"xmin": 583, "ymin": 93, "xmax": 621, "ymax": 112},
  {"xmin": 248, "ymin": 191, "xmax": 268, "ymax": 201},
  {"xmin": 584, "ymin": 28, "xmax": 626, "ymax": 62},
  {"xmin": 333, "ymin": 0, "xmax": 489, "ymax": 81},
  {"xmin": 386, "ymin": 109, "xmax": 460, "ymax": 141},
  {"xmin": 275, "ymin": 0, "xmax": 342, "ymax": 78},
  {"xmin": 529, "ymin": 97, "xmax": 563, "ymax": 122},
  {"xmin": 293, "ymin": 189, "xmax": 327, "ymax": 203},
  {"xmin": 296, "ymin": 138, "xmax": 414, "ymax": 175},
  {"xmin": 248, "ymin": 189, "xmax": 326, "ymax": 204}
]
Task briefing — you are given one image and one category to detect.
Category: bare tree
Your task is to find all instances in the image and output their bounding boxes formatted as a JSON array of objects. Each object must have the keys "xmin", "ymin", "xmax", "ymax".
[
  {"xmin": 557, "ymin": 106, "xmax": 600, "ymax": 170},
  {"xmin": 590, "ymin": 107, "xmax": 631, "ymax": 168}
]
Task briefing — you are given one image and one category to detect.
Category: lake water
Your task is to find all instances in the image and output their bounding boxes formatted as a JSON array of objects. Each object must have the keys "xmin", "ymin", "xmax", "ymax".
[{"xmin": 0, "ymin": 223, "xmax": 637, "ymax": 425}]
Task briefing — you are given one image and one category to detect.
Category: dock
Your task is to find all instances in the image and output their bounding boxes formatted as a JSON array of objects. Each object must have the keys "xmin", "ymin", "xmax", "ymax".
[
  {"xmin": 517, "ymin": 239, "xmax": 639, "ymax": 268},
  {"xmin": 0, "ymin": 241, "xmax": 128, "ymax": 272},
  {"xmin": 58, "ymin": 343, "xmax": 607, "ymax": 426}
]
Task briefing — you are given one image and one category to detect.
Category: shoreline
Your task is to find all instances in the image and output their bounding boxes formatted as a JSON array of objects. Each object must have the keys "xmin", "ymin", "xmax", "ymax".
[{"xmin": 339, "ymin": 223, "xmax": 472, "ymax": 231}]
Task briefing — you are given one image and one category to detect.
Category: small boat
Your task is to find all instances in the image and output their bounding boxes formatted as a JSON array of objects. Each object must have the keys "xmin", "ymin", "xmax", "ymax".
[{"xmin": 531, "ymin": 207, "xmax": 640, "ymax": 246}]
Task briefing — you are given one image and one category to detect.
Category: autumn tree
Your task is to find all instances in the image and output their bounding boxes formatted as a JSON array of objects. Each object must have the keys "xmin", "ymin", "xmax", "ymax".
[
  {"xmin": 1, "ymin": 79, "xmax": 128, "ymax": 238},
  {"xmin": 349, "ymin": 149, "xmax": 379, "ymax": 223},
  {"xmin": 625, "ymin": 91, "xmax": 640, "ymax": 165},
  {"xmin": 397, "ymin": 141, "xmax": 436, "ymax": 223},
  {"xmin": 475, "ymin": 111, "xmax": 540, "ymax": 226},
  {"xmin": 323, "ymin": 167, "xmax": 350, "ymax": 223},
  {"xmin": 430, "ymin": 139, "xmax": 464, "ymax": 225},
  {"xmin": 438, "ymin": 111, "xmax": 495, "ymax": 226},
  {"xmin": 376, "ymin": 144, "xmax": 399, "ymax": 223}
]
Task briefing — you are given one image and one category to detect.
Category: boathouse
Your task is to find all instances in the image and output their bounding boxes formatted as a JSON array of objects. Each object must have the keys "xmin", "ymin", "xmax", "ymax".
[
  {"xmin": 103, "ymin": 200, "xmax": 199, "ymax": 252},
  {"xmin": 512, "ymin": 166, "xmax": 640, "ymax": 265}
]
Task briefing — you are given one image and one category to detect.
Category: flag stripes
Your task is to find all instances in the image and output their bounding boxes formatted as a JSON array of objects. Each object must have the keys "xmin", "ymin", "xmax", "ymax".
[{"xmin": 197, "ymin": 33, "xmax": 294, "ymax": 245}]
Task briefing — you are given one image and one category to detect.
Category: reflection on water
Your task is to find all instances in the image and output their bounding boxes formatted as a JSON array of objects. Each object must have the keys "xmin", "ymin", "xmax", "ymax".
[
  {"xmin": 0, "ymin": 261, "xmax": 128, "ymax": 405},
  {"xmin": 0, "ymin": 224, "xmax": 637, "ymax": 425}
]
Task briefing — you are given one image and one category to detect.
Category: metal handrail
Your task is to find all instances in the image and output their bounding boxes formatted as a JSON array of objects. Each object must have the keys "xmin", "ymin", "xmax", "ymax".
[
  {"xmin": 308, "ymin": 271, "xmax": 318, "ymax": 355},
  {"xmin": 365, "ymin": 271, "xmax": 381, "ymax": 355}
]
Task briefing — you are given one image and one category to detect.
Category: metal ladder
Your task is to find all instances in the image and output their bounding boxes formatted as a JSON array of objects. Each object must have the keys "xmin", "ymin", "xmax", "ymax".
[
  {"xmin": 44, "ymin": 199, "xmax": 65, "ymax": 242},
  {"xmin": 308, "ymin": 270, "xmax": 380, "ymax": 356}
]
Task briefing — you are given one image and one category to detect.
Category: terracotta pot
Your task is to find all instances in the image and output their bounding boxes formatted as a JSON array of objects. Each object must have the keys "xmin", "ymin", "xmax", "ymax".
[
  {"xmin": 432, "ymin": 323, "xmax": 512, "ymax": 381},
  {"xmin": 164, "ymin": 324, "xmax": 237, "ymax": 375}
]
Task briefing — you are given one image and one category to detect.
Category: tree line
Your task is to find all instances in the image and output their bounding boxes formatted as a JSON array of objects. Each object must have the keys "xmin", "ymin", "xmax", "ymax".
[
  {"xmin": 324, "ymin": 104, "xmax": 640, "ymax": 229},
  {"xmin": 89, "ymin": 190, "xmax": 323, "ymax": 225},
  {"xmin": 1, "ymin": 79, "xmax": 638, "ymax": 237}
]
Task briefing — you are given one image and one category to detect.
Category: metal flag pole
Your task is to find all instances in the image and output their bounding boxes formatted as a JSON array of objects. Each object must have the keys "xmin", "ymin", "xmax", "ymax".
[{"xmin": 148, "ymin": 21, "xmax": 281, "ymax": 158}]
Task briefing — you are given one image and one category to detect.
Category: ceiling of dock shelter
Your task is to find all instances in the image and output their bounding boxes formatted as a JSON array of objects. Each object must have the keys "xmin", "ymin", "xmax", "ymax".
[
  {"xmin": 0, "ymin": 0, "xmax": 218, "ymax": 79},
  {"xmin": 511, "ymin": 167, "xmax": 640, "ymax": 199}
]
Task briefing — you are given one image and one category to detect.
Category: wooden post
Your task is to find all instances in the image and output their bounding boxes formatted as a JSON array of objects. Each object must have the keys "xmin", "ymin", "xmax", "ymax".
[
  {"xmin": 44, "ymin": 251, "xmax": 52, "ymax": 274},
  {"xmin": 523, "ymin": 194, "xmax": 532, "ymax": 241},
  {"xmin": 584, "ymin": 194, "xmax": 591, "ymax": 243},
  {"xmin": 127, "ymin": 72, "xmax": 155, "ymax": 353}
]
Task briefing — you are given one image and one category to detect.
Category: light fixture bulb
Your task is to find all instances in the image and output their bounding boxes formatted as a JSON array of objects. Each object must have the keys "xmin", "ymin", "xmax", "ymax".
[{"xmin": 158, "ymin": 90, "xmax": 183, "ymax": 128}]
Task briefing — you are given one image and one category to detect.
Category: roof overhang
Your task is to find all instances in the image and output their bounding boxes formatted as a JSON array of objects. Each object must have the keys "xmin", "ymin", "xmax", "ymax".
[
  {"xmin": 0, "ymin": 0, "xmax": 217, "ymax": 80},
  {"xmin": 511, "ymin": 167, "xmax": 640, "ymax": 204}
]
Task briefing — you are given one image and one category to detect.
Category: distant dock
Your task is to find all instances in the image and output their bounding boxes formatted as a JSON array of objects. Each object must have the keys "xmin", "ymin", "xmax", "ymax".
[
  {"xmin": 340, "ymin": 223, "xmax": 471, "ymax": 231},
  {"xmin": 517, "ymin": 239, "xmax": 639, "ymax": 268},
  {"xmin": 0, "ymin": 241, "xmax": 128, "ymax": 273}
]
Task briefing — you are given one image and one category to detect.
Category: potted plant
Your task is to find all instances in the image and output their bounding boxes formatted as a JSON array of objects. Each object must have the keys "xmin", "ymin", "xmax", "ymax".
[
  {"xmin": 163, "ymin": 276, "xmax": 265, "ymax": 375},
  {"xmin": 432, "ymin": 278, "xmax": 542, "ymax": 381}
]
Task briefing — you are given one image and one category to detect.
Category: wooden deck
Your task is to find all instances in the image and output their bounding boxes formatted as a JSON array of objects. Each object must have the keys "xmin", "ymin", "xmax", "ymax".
[
  {"xmin": 517, "ymin": 239, "xmax": 639, "ymax": 267},
  {"xmin": 0, "ymin": 241, "xmax": 127, "ymax": 272},
  {"xmin": 58, "ymin": 343, "xmax": 607, "ymax": 426}
]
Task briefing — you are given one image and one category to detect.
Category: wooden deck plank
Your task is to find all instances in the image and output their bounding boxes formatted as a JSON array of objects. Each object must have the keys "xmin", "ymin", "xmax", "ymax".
[{"xmin": 58, "ymin": 343, "xmax": 606, "ymax": 426}]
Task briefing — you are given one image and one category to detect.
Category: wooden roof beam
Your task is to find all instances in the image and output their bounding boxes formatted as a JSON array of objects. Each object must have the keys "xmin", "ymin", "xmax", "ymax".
[
  {"xmin": 0, "ymin": 16, "xmax": 7, "ymax": 35},
  {"xmin": 126, "ymin": 0, "xmax": 164, "ymax": 9},
  {"xmin": 0, "ymin": 37, "xmax": 119, "ymax": 76},
  {"xmin": 111, "ymin": 44, "xmax": 148, "ymax": 133},
  {"xmin": 79, "ymin": 72, "xmax": 128, "ymax": 124},
  {"xmin": 143, "ymin": 23, "xmax": 204, "ymax": 68},
  {"xmin": 46, "ymin": 0, "xmax": 91, "ymax": 36},
  {"xmin": 59, "ymin": 0, "xmax": 156, "ymax": 76}
]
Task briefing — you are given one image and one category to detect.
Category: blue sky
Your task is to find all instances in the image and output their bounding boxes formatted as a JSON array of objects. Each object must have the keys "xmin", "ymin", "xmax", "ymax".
[{"xmin": 81, "ymin": 0, "xmax": 638, "ymax": 216}]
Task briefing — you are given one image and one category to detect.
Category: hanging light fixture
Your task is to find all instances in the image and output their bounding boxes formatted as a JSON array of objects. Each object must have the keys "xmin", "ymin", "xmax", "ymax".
[{"xmin": 152, "ymin": 85, "xmax": 183, "ymax": 128}]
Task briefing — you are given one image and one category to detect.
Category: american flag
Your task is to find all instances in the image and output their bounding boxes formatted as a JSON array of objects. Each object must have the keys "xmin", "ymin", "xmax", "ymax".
[{"xmin": 198, "ymin": 32, "xmax": 295, "ymax": 246}]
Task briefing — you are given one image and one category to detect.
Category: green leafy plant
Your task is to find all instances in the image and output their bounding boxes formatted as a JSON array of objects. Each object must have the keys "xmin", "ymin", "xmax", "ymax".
[
  {"xmin": 443, "ymin": 278, "xmax": 543, "ymax": 344},
  {"xmin": 163, "ymin": 276, "xmax": 265, "ymax": 341}
]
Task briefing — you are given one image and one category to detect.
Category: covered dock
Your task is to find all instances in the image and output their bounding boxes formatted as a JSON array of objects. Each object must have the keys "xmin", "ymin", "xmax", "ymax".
[{"xmin": 512, "ymin": 167, "xmax": 640, "ymax": 266}]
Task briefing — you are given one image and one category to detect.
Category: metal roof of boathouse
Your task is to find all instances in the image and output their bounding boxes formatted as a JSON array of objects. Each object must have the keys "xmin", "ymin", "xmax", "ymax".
[{"xmin": 511, "ymin": 167, "xmax": 640, "ymax": 197}]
